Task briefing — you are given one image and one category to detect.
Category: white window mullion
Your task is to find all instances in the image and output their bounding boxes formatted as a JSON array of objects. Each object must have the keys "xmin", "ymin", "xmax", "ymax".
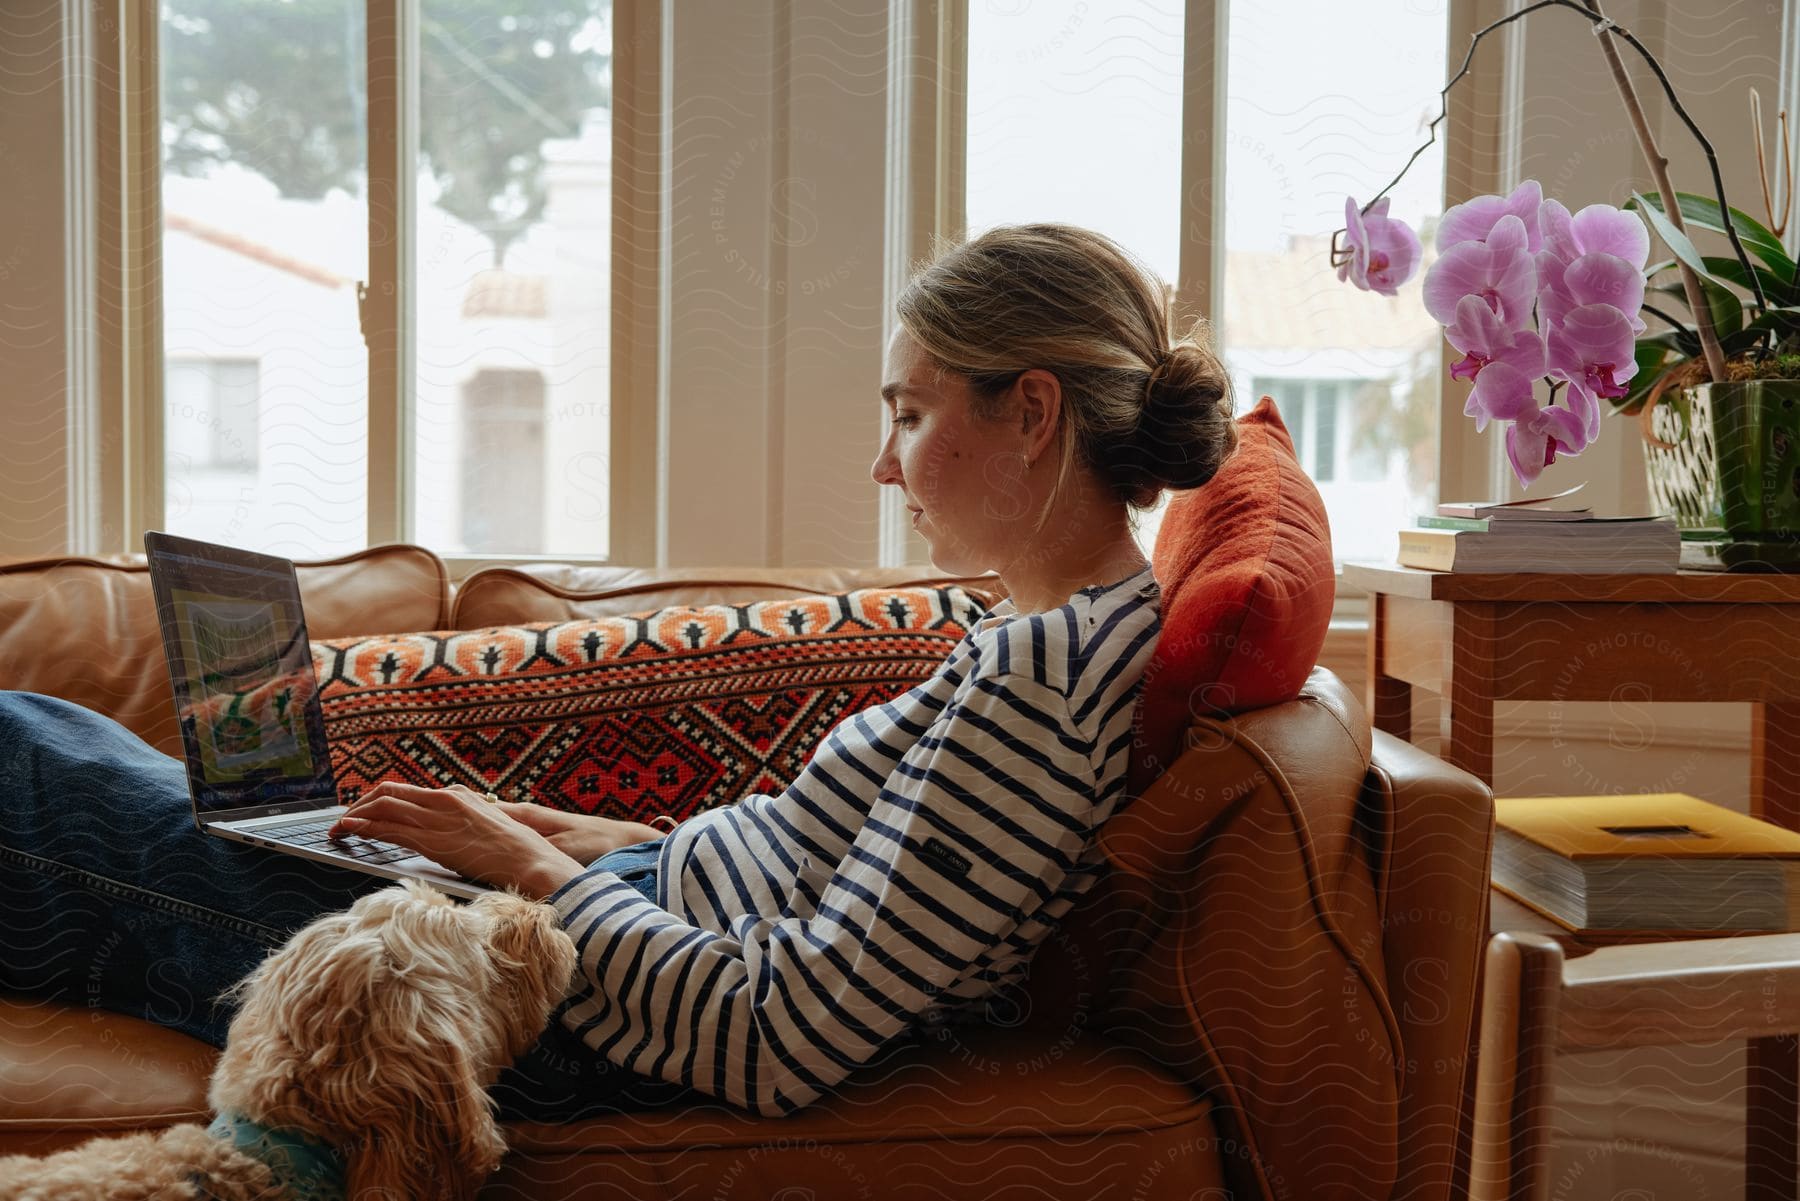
[
  {"xmin": 121, "ymin": 0, "xmax": 166, "ymax": 551},
  {"xmin": 364, "ymin": 0, "xmax": 418, "ymax": 547},
  {"xmin": 62, "ymin": 0, "xmax": 100, "ymax": 554},
  {"xmin": 1177, "ymin": 0, "xmax": 1226, "ymax": 344}
]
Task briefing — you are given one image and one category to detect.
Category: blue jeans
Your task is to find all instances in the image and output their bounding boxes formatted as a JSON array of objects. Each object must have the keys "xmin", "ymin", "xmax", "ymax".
[{"xmin": 0, "ymin": 691, "xmax": 694, "ymax": 1123}]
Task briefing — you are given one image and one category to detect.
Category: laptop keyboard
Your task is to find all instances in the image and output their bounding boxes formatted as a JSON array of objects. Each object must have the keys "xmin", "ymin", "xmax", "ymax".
[{"xmin": 254, "ymin": 817, "xmax": 419, "ymax": 865}]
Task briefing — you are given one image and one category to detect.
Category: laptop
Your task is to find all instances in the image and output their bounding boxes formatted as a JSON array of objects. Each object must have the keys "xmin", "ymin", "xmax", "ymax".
[{"xmin": 145, "ymin": 530, "xmax": 489, "ymax": 900}]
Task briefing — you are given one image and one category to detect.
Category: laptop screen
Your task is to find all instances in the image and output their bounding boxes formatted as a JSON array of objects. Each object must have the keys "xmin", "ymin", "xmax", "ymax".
[{"xmin": 146, "ymin": 532, "xmax": 337, "ymax": 817}]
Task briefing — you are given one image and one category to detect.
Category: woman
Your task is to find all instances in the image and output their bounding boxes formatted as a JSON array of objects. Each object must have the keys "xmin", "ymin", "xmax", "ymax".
[{"xmin": 0, "ymin": 223, "xmax": 1237, "ymax": 1122}]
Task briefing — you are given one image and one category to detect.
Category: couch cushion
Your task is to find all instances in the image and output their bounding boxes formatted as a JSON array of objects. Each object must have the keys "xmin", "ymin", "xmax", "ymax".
[
  {"xmin": 311, "ymin": 584, "xmax": 990, "ymax": 822},
  {"xmin": 484, "ymin": 1025, "xmax": 1224, "ymax": 1200},
  {"xmin": 0, "ymin": 991, "xmax": 1225, "ymax": 1199},
  {"xmin": 0, "ymin": 544, "xmax": 451, "ymax": 754},
  {"xmin": 450, "ymin": 564, "xmax": 1009, "ymax": 628},
  {"xmin": 1127, "ymin": 395, "xmax": 1335, "ymax": 799},
  {"xmin": 0, "ymin": 994, "xmax": 217, "ymax": 1158}
]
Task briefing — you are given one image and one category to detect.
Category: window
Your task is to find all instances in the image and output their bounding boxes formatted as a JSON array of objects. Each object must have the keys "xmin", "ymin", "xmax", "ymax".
[
  {"xmin": 963, "ymin": 0, "xmax": 1183, "ymax": 555},
  {"xmin": 156, "ymin": 0, "xmax": 613, "ymax": 560},
  {"xmin": 159, "ymin": 0, "xmax": 370, "ymax": 556},
  {"xmin": 1218, "ymin": 0, "xmax": 1446, "ymax": 567},
  {"xmin": 961, "ymin": 0, "xmax": 1448, "ymax": 571}
]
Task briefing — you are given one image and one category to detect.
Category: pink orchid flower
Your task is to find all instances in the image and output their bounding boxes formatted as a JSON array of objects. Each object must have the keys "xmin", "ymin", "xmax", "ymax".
[
  {"xmin": 1337, "ymin": 196, "xmax": 1423, "ymax": 296},
  {"xmin": 1547, "ymin": 302, "xmax": 1638, "ymax": 441},
  {"xmin": 1447, "ymin": 295, "xmax": 1548, "ymax": 434},
  {"xmin": 1422, "ymin": 214, "xmax": 1537, "ymax": 329},
  {"xmin": 1504, "ymin": 401, "xmax": 1589, "ymax": 489},
  {"xmin": 1448, "ymin": 335, "xmax": 1587, "ymax": 489},
  {"xmin": 1435, "ymin": 179, "xmax": 1545, "ymax": 253},
  {"xmin": 1540, "ymin": 198, "xmax": 1651, "ymax": 270},
  {"xmin": 1537, "ymin": 198, "xmax": 1650, "ymax": 331},
  {"xmin": 1537, "ymin": 249, "xmax": 1647, "ymax": 332}
]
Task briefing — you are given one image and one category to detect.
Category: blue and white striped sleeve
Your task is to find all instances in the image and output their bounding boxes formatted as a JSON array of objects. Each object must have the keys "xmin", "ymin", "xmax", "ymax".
[{"xmin": 542, "ymin": 641, "xmax": 1098, "ymax": 1117}]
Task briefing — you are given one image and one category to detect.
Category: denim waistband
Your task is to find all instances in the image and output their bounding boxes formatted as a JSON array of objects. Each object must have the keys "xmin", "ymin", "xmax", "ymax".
[{"xmin": 590, "ymin": 835, "xmax": 665, "ymax": 904}]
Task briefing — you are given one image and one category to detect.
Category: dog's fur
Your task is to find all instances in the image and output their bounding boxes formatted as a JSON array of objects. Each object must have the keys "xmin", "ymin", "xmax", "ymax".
[{"xmin": 0, "ymin": 880, "xmax": 578, "ymax": 1201}]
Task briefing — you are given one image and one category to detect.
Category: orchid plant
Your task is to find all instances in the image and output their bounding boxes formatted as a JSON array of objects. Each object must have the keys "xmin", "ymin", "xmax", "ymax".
[
  {"xmin": 1329, "ymin": 0, "xmax": 1800, "ymax": 490},
  {"xmin": 1339, "ymin": 180, "xmax": 1650, "ymax": 487}
]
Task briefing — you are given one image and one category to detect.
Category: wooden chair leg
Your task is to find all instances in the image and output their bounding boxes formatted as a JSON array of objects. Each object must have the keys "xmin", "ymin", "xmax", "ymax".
[{"xmin": 1468, "ymin": 932, "xmax": 1564, "ymax": 1201}]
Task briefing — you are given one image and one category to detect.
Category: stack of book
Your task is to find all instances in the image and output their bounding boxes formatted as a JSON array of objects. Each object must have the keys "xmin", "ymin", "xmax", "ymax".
[
  {"xmin": 1492, "ymin": 793, "xmax": 1800, "ymax": 935},
  {"xmin": 1397, "ymin": 485, "xmax": 1679, "ymax": 573}
]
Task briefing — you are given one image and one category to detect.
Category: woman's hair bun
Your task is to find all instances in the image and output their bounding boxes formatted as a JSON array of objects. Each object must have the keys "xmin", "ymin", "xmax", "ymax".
[{"xmin": 1109, "ymin": 340, "xmax": 1238, "ymax": 507}]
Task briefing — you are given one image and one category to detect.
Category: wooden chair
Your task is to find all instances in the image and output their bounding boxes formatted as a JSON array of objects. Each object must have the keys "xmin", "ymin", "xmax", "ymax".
[{"xmin": 1469, "ymin": 929, "xmax": 1800, "ymax": 1201}]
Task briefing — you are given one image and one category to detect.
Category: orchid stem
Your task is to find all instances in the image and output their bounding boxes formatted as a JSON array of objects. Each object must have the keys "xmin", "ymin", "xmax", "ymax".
[
  {"xmin": 1585, "ymin": 0, "xmax": 1727, "ymax": 380},
  {"xmin": 1359, "ymin": 0, "xmax": 1565, "ymax": 218},
  {"xmin": 1359, "ymin": 0, "xmax": 1764, "ymax": 372},
  {"xmin": 1639, "ymin": 301, "xmax": 1690, "ymax": 332}
]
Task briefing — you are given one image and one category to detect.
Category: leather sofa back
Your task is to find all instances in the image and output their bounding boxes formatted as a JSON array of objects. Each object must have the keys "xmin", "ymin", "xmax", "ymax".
[
  {"xmin": 0, "ymin": 545, "xmax": 451, "ymax": 755},
  {"xmin": 449, "ymin": 563, "xmax": 1010, "ymax": 627},
  {"xmin": 0, "ymin": 551, "xmax": 1005, "ymax": 758}
]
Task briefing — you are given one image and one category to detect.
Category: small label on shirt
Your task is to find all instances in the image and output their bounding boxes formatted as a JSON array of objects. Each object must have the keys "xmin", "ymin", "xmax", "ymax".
[{"xmin": 919, "ymin": 836, "xmax": 972, "ymax": 876}]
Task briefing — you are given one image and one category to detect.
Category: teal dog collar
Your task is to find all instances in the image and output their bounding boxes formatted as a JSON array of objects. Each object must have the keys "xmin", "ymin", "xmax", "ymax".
[{"xmin": 205, "ymin": 1111, "xmax": 347, "ymax": 1201}]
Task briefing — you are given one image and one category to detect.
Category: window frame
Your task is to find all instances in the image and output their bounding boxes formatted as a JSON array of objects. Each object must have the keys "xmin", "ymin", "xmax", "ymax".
[
  {"xmin": 934, "ymin": 0, "xmax": 1504, "ymax": 622},
  {"xmin": 94, "ymin": 0, "xmax": 650, "ymax": 570},
  {"xmin": 92, "ymin": 0, "xmax": 1497, "ymax": 589}
]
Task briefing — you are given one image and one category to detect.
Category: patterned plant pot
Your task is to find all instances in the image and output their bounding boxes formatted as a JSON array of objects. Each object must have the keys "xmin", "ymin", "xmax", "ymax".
[{"xmin": 1644, "ymin": 381, "xmax": 1800, "ymax": 568}]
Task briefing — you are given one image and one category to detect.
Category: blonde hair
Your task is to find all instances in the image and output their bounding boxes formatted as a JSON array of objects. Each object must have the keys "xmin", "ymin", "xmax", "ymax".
[{"xmin": 895, "ymin": 223, "xmax": 1238, "ymax": 540}]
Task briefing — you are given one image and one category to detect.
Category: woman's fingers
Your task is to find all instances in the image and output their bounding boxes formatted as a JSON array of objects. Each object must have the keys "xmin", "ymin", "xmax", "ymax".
[{"xmin": 344, "ymin": 781, "xmax": 484, "ymax": 818}]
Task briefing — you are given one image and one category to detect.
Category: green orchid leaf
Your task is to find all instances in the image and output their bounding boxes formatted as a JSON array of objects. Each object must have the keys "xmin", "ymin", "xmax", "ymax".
[
  {"xmin": 1632, "ymin": 191, "xmax": 1795, "ymax": 282},
  {"xmin": 1632, "ymin": 192, "xmax": 1726, "ymax": 288},
  {"xmin": 1744, "ymin": 307, "xmax": 1800, "ymax": 340},
  {"xmin": 1695, "ymin": 272, "xmax": 1745, "ymax": 339},
  {"xmin": 1721, "ymin": 325, "xmax": 1768, "ymax": 356},
  {"xmin": 1615, "ymin": 341, "xmax": 1672, "ymax": 414},
  {"xmin": 1644, "ymin": 274, "xmax": 1744, "ymax": 340},
  {"xmin": 1698, "ymin": 255, "xmax": 1789, "ymax": 304}
]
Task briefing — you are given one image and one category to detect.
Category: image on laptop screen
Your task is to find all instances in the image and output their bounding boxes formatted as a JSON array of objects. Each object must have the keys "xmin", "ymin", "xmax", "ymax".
[{"xmin": 147, "ymin": 534, "xmax": 337, "ymax": 815}]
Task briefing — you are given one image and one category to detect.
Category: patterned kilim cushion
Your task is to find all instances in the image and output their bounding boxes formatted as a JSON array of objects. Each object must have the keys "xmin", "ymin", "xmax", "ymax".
[{"xmin": 308, "ymin": 584, "xmax": 991, "ymax": 824}]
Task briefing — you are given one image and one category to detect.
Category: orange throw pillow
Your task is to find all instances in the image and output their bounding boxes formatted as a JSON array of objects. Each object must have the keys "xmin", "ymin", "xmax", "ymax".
[{"xmin": 1128, "ymin": 395, "xmax": 1335, "ymax": 798}]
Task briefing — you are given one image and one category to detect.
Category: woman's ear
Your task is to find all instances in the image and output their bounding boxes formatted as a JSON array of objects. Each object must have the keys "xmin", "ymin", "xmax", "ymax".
[{"xmin": 1013, "ymin": 368, "xmax": 1062, "ymax": 466}]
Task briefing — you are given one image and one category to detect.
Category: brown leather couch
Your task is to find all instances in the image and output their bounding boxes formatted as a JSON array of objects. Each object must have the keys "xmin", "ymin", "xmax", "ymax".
[{"xmin": 0, "ymin": 544, "xmax": 1495, "ymax": 1200}]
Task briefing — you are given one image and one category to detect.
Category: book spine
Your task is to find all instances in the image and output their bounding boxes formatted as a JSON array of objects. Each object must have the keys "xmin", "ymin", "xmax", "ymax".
[
  {"xmin": 1397, "ymin": 529, "xmax": 1458, "ymax": 570},
  {"xmin": 1418, "ymin": 515, "xmax": 1490, "ymax": 532}
]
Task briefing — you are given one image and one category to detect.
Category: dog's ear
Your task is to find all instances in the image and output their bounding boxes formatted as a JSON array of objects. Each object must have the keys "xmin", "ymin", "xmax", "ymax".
[
  {"xmin": 345, "ymin": 1035, "xmax": 506, "ymax": 1201},
  {"xmin": 479, "ymin": 891, "xmax": 579, "ymax": 1060}
]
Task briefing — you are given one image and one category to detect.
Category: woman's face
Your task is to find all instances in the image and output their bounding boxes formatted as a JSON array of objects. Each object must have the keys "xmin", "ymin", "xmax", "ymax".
[{"xmin": 870, "ymin": 329, "xmax": 1046, "ymax": 577}]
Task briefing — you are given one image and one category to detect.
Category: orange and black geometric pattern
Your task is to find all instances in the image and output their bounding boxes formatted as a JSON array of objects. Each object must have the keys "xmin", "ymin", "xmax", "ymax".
[{"xmin": 309, "ymin": 584, "xmax": 989, "ymax": 825}]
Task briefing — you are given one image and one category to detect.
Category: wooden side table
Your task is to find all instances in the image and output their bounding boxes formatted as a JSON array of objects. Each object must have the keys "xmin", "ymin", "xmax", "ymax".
[
  {"xmin": 1342, "ymin": 563, "xmax": 1800, "ymax": 825},
  {"xmin": 1344, "ymin": 562, "xmax": 1800, "ymax": 1201}
]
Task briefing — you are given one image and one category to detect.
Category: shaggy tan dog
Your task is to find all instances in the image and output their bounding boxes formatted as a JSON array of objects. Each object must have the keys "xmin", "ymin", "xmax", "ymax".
[{"xmin": 0, "ymin": 880, "xmax": 578, "ymax": 1201}]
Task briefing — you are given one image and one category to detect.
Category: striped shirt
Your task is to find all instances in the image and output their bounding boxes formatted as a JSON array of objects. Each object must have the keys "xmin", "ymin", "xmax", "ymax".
[{"xmin": 545, "ymin": 563, "xmax": 1162, "ymax": 1117}]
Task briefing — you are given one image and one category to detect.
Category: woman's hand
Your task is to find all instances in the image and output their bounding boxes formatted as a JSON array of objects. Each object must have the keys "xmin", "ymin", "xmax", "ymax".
[
  {"xmin": 494, "ymin": 803, "xmax": 666, "ymax": 865},
  {"xmin": 328, "ymin": 783, "xmax": 586, "ymax": 901}
]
